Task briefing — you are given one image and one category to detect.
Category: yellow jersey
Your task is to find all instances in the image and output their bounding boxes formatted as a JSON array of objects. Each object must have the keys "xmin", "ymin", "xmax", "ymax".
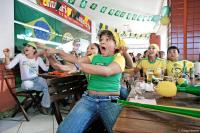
[
  {"xmin": 166, "ymin": 60, "xmax": 194, "ymax": 77},
  {"xmin": 136, "ymin": 58, "xmax": 166, "ymax": 77}
]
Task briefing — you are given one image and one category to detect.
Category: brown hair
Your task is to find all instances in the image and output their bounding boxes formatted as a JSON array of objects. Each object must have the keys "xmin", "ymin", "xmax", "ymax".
[
  {"xmin": 98, "ymin": 30, "xmax": 116, "ymax": 44},
  {"xmin": 98, "ymin": 30, "xmax": 119, "ymax": 53}
]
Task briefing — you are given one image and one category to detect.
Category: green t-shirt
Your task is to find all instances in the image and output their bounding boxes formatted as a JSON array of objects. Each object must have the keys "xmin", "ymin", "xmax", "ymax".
[{"xmin": 87, "ymin": 54, "xmax": 124, "ymax": 92}]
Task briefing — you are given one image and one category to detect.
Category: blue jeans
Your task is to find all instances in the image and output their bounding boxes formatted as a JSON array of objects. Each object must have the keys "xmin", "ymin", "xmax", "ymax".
[
  {"xmin": 57, "ymin": 92, "xmax": 122, "ymax": 133},
  {"xmin": 21, "ymin": 77, "xmax": 50, "ymax": 108}
]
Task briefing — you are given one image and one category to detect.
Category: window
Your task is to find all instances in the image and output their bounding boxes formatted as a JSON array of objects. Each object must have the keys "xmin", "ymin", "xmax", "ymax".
[{"xmin": 168, "ymin": 0, "xmax": 200, "ymax": 61}]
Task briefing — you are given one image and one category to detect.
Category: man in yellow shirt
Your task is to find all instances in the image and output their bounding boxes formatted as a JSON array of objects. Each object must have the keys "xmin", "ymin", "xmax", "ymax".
[
  {"xmin": 166, "ymin": 46, "xmax": 194, "ymax": 77},
  {"xmin": 136, "ymin": 44, "xmax": 166, "ymax": 79}
]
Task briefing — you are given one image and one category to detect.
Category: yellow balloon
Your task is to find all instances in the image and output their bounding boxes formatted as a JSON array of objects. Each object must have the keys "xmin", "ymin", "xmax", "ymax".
[
  {"xmin": 160, "ymin": 16, "xmax": 170, "ymax": 25},
  {"xmin": 155, "ymin": 81, "xmax": 177, "ymax": 97}
]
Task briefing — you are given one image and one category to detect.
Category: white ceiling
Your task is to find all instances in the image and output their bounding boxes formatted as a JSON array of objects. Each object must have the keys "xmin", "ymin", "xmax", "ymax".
[{"xmin": 66, "ymin": 0, "xmax": 165, "ymax": 33}]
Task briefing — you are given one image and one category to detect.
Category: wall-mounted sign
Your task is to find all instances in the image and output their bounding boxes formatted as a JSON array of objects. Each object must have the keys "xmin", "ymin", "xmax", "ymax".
[{"xmin": 38, "ymin": 0, "xmax": 91, "ymax": 32}]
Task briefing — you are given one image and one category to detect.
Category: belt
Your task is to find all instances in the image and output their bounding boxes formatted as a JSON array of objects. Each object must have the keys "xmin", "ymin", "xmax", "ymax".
[{"xmin": 84, "ymin": 92, "xmax": 119, "ymax": 103}]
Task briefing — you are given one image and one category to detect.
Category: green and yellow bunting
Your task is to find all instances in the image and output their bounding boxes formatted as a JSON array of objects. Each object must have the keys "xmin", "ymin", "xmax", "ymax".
[
  {"xmin": 100, "ymin": 6, "xmax": 107, "ymax": 13},
  {"xmin": 114, "ymin": 10, "xmax": 121, "ymax": 16},
  {"xmin": 68, "ymin": 0, "xmax": 76, "ymax": 5},
  {"xmin": 108, "ymin": 9, "xmax": 115, "ymax": 15},
  {"xmin": 80, "ymin": 0, "xmax": 87, "ymax": 8},
  {"xmin": 120, "ymin": 12, "xmax": 126, "ymax": 17},
  {"xmin": 90, "ymin": 3, "xmax": 97, "ymax": 10},
  {"xmin": 98, "ymin": 22, "xmax": 150, "ymax": 40},
  {"xmin": 126, "ymin": 13, "xmax": 132, "ymax": 20}
]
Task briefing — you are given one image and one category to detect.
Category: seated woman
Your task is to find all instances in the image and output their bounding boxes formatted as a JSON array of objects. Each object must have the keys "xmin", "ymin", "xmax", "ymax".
[
  {"xmin": 135, "ymin": 44, "xmax": 166, "ymax": 81},
  {"xmin": 3, "ymin": 42, "xmax": 50, "ymax": 114},
  {"xmin": 43, "ymin": 30, "xmax": 125, "ymax": 133}
]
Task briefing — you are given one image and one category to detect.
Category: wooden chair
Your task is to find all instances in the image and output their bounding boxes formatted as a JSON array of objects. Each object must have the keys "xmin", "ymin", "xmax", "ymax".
[
  {"xmin": 47, "ymin": 74, "xmax": 87, "ymax": 124},
  {"xmin": 1, "ymin": 68, "xmax": 42, "ymax": 121}
]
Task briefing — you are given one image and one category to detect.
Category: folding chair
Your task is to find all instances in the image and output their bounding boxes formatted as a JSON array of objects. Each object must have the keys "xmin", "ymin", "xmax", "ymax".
[{"xmin": 2, "ymin": 68, "xmax": 42, "ymax": 121}]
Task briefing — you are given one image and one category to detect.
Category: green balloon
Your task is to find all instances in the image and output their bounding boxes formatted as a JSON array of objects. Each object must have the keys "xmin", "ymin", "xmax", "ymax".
[{"xmin": 161, "ymin": 6, "xmax": 171, "ymax": 17}]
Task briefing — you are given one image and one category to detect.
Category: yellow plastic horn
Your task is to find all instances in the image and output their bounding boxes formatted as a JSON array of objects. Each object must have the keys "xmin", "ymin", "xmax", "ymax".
[{"xmin": 155, "ymin": 81, "xmax": 177, "ymax": 97}]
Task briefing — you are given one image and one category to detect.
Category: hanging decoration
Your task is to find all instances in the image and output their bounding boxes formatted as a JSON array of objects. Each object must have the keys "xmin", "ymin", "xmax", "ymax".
[
  {"xmin": 90, "ymin": 3, "xmax": 97, "ymax": 10},
  {"xmin": 161, "ymin": 6, "xmax": 171, "ymax": 17},
  {"xmin": 120, "ymin": 31, "xmax": 151, "ymax": 40},
  {"xmin": 65, "ymin": 1, "xmax": 156, "ymax": 22},
  {"xmin": 66, "ymin": 7, "xmax": 72, "ymax": 17},
  {"xmin": 151, "ymin": 15, "xmax": 161, "ymax": 23},
  {"xmin": 120, "ymin": 12, "xmax": 126, "ymax": 18},
  {"xmin": 108, "ymin": 9, "xmax": 115, "ymax": 15},
  {"xmin": 100, "ymin": 6, "xmax": 108, "ymax": 13},
  {"xmin": 126, "ymin": 13, "xmax": 132, "ymax": 20},
  {"xmin": 84, "ymin": 16, "xmax": 89, "ymax": 23},
  {"xmin": 68, "ymin": 0, "xmax": 76, "ymax": 5},
  {"xmin": 80, "ymin": 0, "xmax": 87, "ymax": 8},
  {"xmin": 114, "ymin": 10, "xmax": 121, "ymax": 16},
  {"xmin": 160, "ymin": 16, "xmax": 170, "ymax": 25},
  {"xmin": 98, "ymin": 22, "xmax": 150, "ymax": 40},
  {"xmin": 38, "ymin": 0, "xmax": 91, "ymax": 32},
  {"xmin": 159, "ymin": 6, "xmax": 171, "ymax": 25},
  {"xmin": 43, "ymin": 0, "xmax": 50, "ymax": 6},
  {"xmin": 55, "ymin": 0, "xmax": 64, "ymax": 10}
]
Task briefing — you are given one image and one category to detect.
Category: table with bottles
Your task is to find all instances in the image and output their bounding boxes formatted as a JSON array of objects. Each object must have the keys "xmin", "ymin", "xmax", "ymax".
[{"xmin": 112, "ymin": 77, "xmax": 200, "ymax": 133}]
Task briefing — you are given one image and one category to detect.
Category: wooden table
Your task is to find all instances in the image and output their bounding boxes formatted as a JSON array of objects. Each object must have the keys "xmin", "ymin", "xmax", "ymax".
[
  {"xmin": 113, "ymin": 83, "xmax": 200, "ymax": 133},
  {"xmin": 39, "ymin": 73, "xmax": 87, "ymax": 124}
]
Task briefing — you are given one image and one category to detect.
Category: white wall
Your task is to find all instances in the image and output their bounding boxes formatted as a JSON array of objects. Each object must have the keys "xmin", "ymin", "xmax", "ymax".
[{"xmin": 0, "ymin": 0, "xmax": 14, "ymax": 58}]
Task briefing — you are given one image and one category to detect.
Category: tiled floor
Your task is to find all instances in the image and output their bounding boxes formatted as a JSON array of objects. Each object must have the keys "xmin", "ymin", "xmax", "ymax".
[{"xmin": 0, "ymin": 107, "xmax": 69, "ymax": 133}]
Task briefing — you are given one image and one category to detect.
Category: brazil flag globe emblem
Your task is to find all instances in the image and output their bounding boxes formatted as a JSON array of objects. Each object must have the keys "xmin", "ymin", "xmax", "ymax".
[{"xmin": 27, "ymin": 17, "xmax": 55, "ymax": 40}]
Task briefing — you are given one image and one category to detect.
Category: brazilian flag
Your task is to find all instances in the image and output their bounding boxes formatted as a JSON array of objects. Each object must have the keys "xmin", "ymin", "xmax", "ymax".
[{"xmin": 27, "ymin": 17, "xmax": 56, "ymax": 41}]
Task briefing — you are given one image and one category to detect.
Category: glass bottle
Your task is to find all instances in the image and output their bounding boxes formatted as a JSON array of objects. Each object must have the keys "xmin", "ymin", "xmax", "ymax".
[{"xmin": 182, "ymin": 60, "xmax": 187, "ymax": 78}]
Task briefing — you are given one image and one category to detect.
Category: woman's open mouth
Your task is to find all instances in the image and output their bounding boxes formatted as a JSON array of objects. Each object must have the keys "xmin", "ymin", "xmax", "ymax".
[{"xmin": 100, "ymin": 46, "xmax": 106, "ymax": 50}]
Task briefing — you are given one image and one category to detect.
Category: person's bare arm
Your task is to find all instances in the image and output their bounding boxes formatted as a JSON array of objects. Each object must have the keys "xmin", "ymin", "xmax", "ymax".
[
  {"xmin": 40, "ymin": 47, "xmax": 90, "ymax": 64},
  {"xmin": 54, "ymin": 61, "xmax": 122, "ymax": 76},
  {"xmin": 120, "ymin": 47, "xmax": 134, "ymax": 68}
]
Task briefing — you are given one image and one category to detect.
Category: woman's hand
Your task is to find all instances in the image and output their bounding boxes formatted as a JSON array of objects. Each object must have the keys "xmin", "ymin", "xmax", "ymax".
[
  {"xmin": 120, "ymin": 47, "xmax": 128, "ymax": 56},
  {"xmin": 53, "ymin": 63, "xmax": 78, "ymax": 74}
]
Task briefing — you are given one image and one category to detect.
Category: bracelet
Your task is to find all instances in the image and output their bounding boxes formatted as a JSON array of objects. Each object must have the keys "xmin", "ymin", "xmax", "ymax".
[{"xmin": 74, "ymin": 63, "xmax": 80, "ymax": 72}]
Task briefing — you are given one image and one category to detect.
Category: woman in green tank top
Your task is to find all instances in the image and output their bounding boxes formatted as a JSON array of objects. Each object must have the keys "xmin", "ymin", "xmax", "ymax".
[{"xmin": 40, "ymin": 30, "xmax": 126, "ymax": 133}]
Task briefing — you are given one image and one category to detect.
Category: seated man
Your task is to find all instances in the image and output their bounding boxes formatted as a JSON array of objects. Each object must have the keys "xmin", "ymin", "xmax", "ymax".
[
  {"xmin": 3, "ymin": 42, "xmax": 50, "ymax": 114},
  {"xmin": 166, "ymin": 46, "xmax": 194, "ymax": 78},
  {"xmin": 135, "ymin": 44, "xmax": 166, "ymax": 80}
]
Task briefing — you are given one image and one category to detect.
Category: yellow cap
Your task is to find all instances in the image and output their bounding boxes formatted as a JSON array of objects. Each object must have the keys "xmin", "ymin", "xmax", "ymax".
[{"xmin": 149, "ymin": 43, "xmax": 159, "ymax": 51}]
